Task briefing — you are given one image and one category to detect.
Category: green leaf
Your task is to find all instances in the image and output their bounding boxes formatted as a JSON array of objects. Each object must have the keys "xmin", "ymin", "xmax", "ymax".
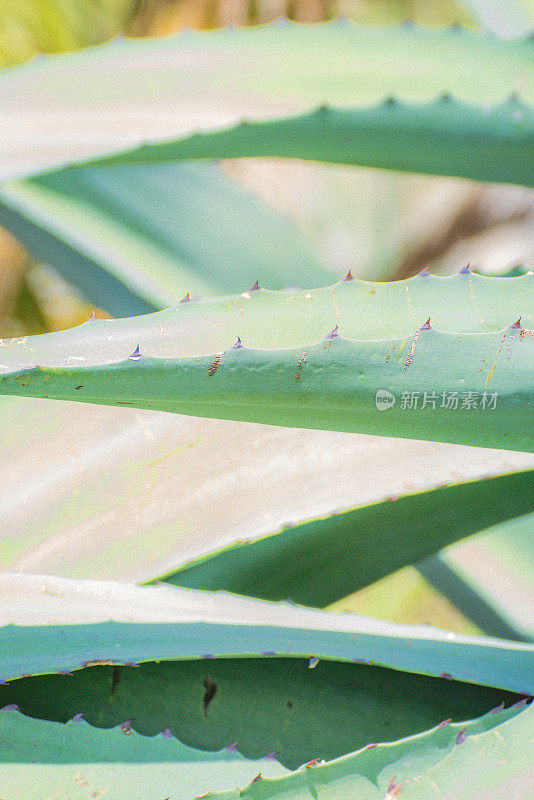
[
  {"xmin": 154, "ymin": 469, "xmax": 534, "ymax": 608},
  {"xmin": 0, "ymin": 575, "xmax": 529, "ymax": 770},
  {"xmin": 0, "ymin": 707, "xmax": 288, "ymax": 799},
  {"xmin": 1, "ymin": 22, "xmax": 532, "ymax": 182},
  {"xmin": 205, "ymin": 701, "xmax": 533, "ymax": 799},
  {"xmin": 0, "ymin": 163, "xmax": 332, "ymax": 317},
  {"xmin": 1, "ymin": 574, "xmax": 532, "ymax": 694},
  {"xmin": 0, "ymin": 275, "xmax": 532, "ymax": 451},
  {"xmin": 1, "ymin": 703, "xmax": 529, "ymax": 800},
  {"xmin": 85, "ymin": 96, "xmax": 534, "ymax": 187}
]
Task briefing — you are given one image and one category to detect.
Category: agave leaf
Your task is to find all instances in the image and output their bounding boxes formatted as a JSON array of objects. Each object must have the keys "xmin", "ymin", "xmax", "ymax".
[
  {"xmin": 205, "ymin": 702, "xmax": 533, "ymax": 800},
  {"xmin": 1, "ymin": 574, "xmax": 532, "ymax": 694},
  {"xmin": 0, "ymin": 704, "xmax": 528, "ymax": 800},
  {"xmin": 2, "ymin": 396, "xmax": 532, "ymax": 621},
  {"xmin": 153, "ymin": 469, "xmax": 534, "ymax": 608},
  {"xmin": 0, "ymin": 276, "xmax": 532, "ymax": 450},
  {"xmin": 0, "ymin": 576, "xmax": 530, "ymax": 769},
  {"xmin": 87, "ymin": 96, "xmax": 534, "ymax": 187},
  {"xmin": 0, "ymin": 707, "xmax": 288, "ymax": 800},
  {"xmin": 0, "ymin": 163, "xmax": 331, "ymax": 317},
  {"xmin": 1, "ymin": 21, "xmax": 532, "ymax": 182}
]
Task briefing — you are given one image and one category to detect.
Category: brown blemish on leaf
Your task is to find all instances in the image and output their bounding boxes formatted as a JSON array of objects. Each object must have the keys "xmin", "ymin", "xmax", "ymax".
[
  {"xmin": 111, "ymin": 666, "xmax": 121, "ymax": 697},
  {"xmin": 294, "ymin": 350, "xmax": 307, "ymax": 381},
  {"xmin": 203, "ymin": 676, "xmax": 217, "ymax": 716},
  {"xmin": 207, "ymin": 354, "xmax": 223, "ymax": 377}
]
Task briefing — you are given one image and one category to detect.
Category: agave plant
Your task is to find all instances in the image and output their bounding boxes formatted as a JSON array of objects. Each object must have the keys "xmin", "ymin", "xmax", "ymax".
[{"xmin": 0, "ymin": 9, "xmax": 533, "ymax": 800}]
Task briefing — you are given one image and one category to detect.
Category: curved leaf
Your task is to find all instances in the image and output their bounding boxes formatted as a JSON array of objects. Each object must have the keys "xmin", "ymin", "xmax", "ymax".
[
  {"xmin": 1, "ymin": 703, "xmax": 529, "ymax": 800},
  {"xmin": 87, "ymin": 96, "xmax": 534, "ymax": 187},
  {"xmin": 0, "ymin": 275, "xmax": 531, "ymax": 451},
  {"xmin": 205, "ymin": 702, "xmax": 533, "ymax": 800},
  {"xmin": 1, "ymin": 21, "xmax": 532, "ymax": 181},
  {"xmin": 0, "ymin": 163, "xmax": 331, "ymax": 317},
  {"xmin": 1, "ymin": 575, "xmax": 532, "ymax": 695},
  {"xmin": 155, "ymin": 469, "xmax": 534, "ymax": 607},
  {"xmin": 0, "ymin": 707, "xmax": 288, "ymax": 799}
]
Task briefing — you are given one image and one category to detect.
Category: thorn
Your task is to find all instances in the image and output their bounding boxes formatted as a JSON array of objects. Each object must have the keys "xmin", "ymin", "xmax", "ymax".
[
  {"xmin": 265, "ymin": 751, "xmax": 279, "ymax": 760},
  {"xmin": 160, "ymin": 728, "xmax": 173, "ymax": 737},
  {"xmin": 309, "ymin": 657, "xmax": 319, "ymax": 669},
  {"xmin": 88, "ymin": 311, "xmax": 97, "ymax": 321},
  {"xmin": 251, "ymin": 773, "xmax": 262, "ymax": 783},
  {"xmin": 459, "ymin": 263, "xmax": 471, "ymax": 274},
  {"xmin": 440, "ymin": 672, "xmax": 453, "ymax": 680},
  {"xmin": 420, "ymin": 317, "xmax": 431, "ymax": 330},
  {"xmin": 1, "ymin": 704, "xmax": 19, "ymax": 712},
  {"xmin": 179, "ymin": 292, "xmax": 190, "ymax": 303},
  {"xmin": 418, "ymin": 267, "xmax": 430, "ymax": 277},
  {"xmin": 343, "ymin": 269, "xmax": 354, "ymax": 281},
  {"xmin": 510, "ymin": 317, "xmax": 522, "ymax": 329},
  {"xmin": 232, "ymin": 336, "xmax": 243, "ymax": 349},
  {"xmin": 383, "ymin": 95, "xmax": 397, "ymax": 106},
  {"xmin": 387, "ymin": 777, "xmax": 405, "ymax": 797},
  {"xmin": 304, "ymin": 758, "xmax": 324, "ymax": 767},
  {"xmin": 119, "ymin": 719, "xmax": 134, "ymax": 734},
  {"xmin": 455, "ymin": 728, "xmax": 467, "ymax": 745},
  {"xmin": 363, "ymin": 743, "xmax": 377, "ymax": 750},
  {"xmin": 437, "ymin": 718, "xmax": 452, "ymax": 729},
  {"xmin": 490, "ymin": 703, "xmax": 505, "ymax": 713},
  {"xmin": 129, "ymin": 344, "xmax": 142, "ymax": 360},
  {"xmin": 513, "ymin": 697, "xmax": 529, "ymax": 709},
  {"xmin": 71, "ymin": 713, "xmax": 84, "ymax": 722},
  {"xmin": 249, "ymin": 279, "xmax": 260, "ymax": 292},
  {"xmin": 224, "ymin": 740, "xmax": 240, "ymax": 752},
  {"xmin": 326, "ymin": 325, "xmax": 338, "ymax": 340}
]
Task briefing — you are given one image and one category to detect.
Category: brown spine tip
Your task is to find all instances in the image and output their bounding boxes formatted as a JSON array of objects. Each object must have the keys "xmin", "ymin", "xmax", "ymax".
[
  {"xmin": 249, "ymin": 279, "xmax": 260, "ymax": 292},
  {"xmin": 510, "ymin": 317, "xmax": 522, "ymax": 329},
  {"xmin": 418, "ymin": 268, "xmax": 430, "ymax": 277},
  {"xmin": 343, "ymin": 269, "xmax": 354, "ymax": 281},
  {"xmin": 420, "ymin": 317, "xmax": 431, "ymax": 330},
  {"xmin": 459, "ymin": 263, "xmax": 471, "ymax": 274},
  {"xmin": 232, "ymin": 336, "xmax": 243, "ymax": 349},
  {"xmin": 179, "ymin": 292, "xmax": 190, "ymax": 303},
  {"xmin": 129, "ymin": 344, "xmax": 141, "ymax": 360},
  {"xmin": 88, "ymin": 311, "xmax": 97, "ymax": 321}
]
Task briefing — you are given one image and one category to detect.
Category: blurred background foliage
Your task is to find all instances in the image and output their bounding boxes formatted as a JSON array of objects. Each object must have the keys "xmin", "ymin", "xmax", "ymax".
[{"xmin": 1, "ymin": 0, "xmax": 532, "ymax": 338}]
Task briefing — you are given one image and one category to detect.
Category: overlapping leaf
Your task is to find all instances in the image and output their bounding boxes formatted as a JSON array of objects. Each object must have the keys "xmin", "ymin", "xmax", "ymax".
[
  {"xmin": 0, "ymin": 163, "xmax": 331, "ymax": 317},
  {"xmin": 156, "ymin": 469, "xmax": 534, "ymax": 608},
  {"xmin": 0, "ymin": 575, "xmax": 531, "ymax": 770},
  {"xmin": 0, "ymin": 275, "xmax": 532, "ymax": 450},
  {"xmin": 0, "ymin": 21, "xmax": 532, "ymax": 182},
  {"xmin": 1, "ymin": 702, "xmax": 530, "ymax": 800}
]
